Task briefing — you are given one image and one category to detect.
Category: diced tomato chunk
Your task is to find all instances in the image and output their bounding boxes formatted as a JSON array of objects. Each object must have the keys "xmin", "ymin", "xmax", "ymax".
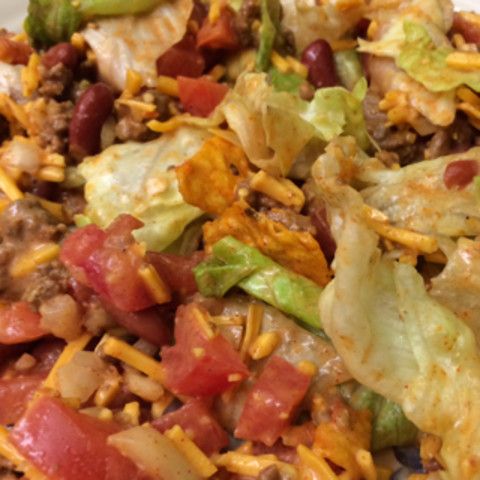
[
  {"xmin": 105, "ymin": 303, "xmax": 173, "ymax": 347},
  {"xmin": 453, "ymin": 12, "xmax": 480, "ymax": 44},
  {"xmin": 0, "ymin": 375, "xmax": 43, "ymax": 425},
  {"xmin": 197, "ymin": 8, "xmax": 240, "ymax": 50},
  {"xmin": 0, "ymin": 36, "xmax": 32, "ymax": 65},
  {"xmin": 60, "ymin": 215, "xmax": 155, "ymax": 312},
  {"xmin": 0, "ymin": 302, "xmax": 45, "ymax": 345},
  {"xmin": 443, "ymin": 159, "xmax": 479, "ymax": 190},
  {"xmin": 156, "ymin": 35, "xmax": 205, "ymax": 78},
  {"xmin": 235, "ymin": 356, "xmax": 311, "ymax": 446},
  {"xmin": 161, "ymin": 303, "xmax": 249, "ymax": 396},
  {"xmin": 147, "ymin": 251, "xmax": 204, "ymax": 298},
  {"xmin": 10, "ymin": 397, "xmax": 151, "ymax": 480},
  {"xmin": 178, "ymin": 76, "xmax": 229, "ymax": 117},
  {"xmin": 152, "ymin": 400, "xmax": 228, "ymax": 455}
]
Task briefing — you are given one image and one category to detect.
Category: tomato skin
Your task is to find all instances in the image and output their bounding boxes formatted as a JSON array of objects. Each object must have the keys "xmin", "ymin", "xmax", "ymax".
[
  {"xmin": 0, "ymin": 302, "xmax": 45, "ymax": 345},
  {"xmin": 235, "ymin": 356, "xmax": 311, "ymax": 446},
  {"xmin": 0, "ymin": 375, "xmax": 43, "ymax": 425},
  {"xmin": 197, "ymin": 8, "xmax": 240, "ymax": 50},
  {"xmin": 178, "ymin": 76, "xmax": 229, "ymax": 117},
  {"xmin": 60, "ymin": 215, "xmax": 155, "ymax": 312},
  {"xmin": 443, "ymin": 159, "xmax": 479, "ymax": 190},
  {"xmin": 161, "ymin": 303, "xmax": 249, "ymax": 396},
  {"xmin": 152, "ymin": 400, "xmax": 228, "ymax": 455},
  {"xmin": 104, "ymin": 303, "xmax": 173, "ymax": 347},
  {"xmin": 10, "ymin": 397, "xmax": 151, "ymax": 480},
  {"xmin": 156, "ymin": 35, "xmax": 205, "ymax": 78},
  {"xmin": 147, "ymin": 251, "xmax": 204, "ymax": 298}
]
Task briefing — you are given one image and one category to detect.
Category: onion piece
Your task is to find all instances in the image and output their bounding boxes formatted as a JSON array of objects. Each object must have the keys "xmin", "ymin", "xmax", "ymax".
[
  {"xmin": 39, "ymin": 294, "xmax": 83, "ymax": 341},
  {"xmin": 108, "ymin": 424, "xmax": 201, "ymax": 480},
  {"xmin": 57, "ymin": 351, "xmax": 107, "ymax": 403}
]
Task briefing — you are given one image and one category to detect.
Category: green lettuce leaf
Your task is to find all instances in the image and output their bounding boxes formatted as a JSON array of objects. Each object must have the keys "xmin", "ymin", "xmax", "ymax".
[
  {"xmin": 220, "ymin": 73, "xmax": 370, "ymax": 175},
  {"xmin": 25, "ymin": 0, "xmax": 164, "ymax": 46},
  {"xmin": 334, "ymin": 50, "xmax": 363, "ymax": 91},
  {"xmin": 25, "ymin": 0, "xmax": 83, "ymax": 46},
  {"xmin": 299, "ymin": 78, "xmax": 370, "ymax": 150},
  {"xmin": 397, "ymin": 21, "xmax": 480, "ymax": 93},
  {"xmin": 269, "ymin": 67, "xmax": 304, "ymax": 94},
  {"xmin": 319, "ymin": 185, "xmax": 480, "ymax": 479},
  {"xmin": 78, "ymin": 127, "xmax": 206, "ymax": 252},
  {"xmin": 347, "ymin": 385, "xmax": 417, "ymax": 451},
  {"xmin": 256, "ymin": 0, "xmax": 281, "ymax": 72},
  {"xmin": 194, "ymin": 236, "xmax": 323, "ymax": 330}
]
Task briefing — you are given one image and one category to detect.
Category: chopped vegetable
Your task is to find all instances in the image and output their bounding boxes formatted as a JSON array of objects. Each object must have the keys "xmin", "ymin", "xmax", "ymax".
[
  {"xmin": 269, "ymin": 67, "xmax": 304, "ymax": 94},
  {"xmin": 255, "ymin": 0, "xmax": 281, "ymax": 72},
  {"xmin": 203, "ymin": 202, "xmax": 331, "ymax": 285},
  {"xmin": 0, "ymin": 302, "xmax": 45, "ymax": 345},
  {"xmin": 178, "ymin": 76, "xmax": 229, "ymax": 117},
  {"xmin": 194, "ymin": 236, "xmax": 324, "ymax": 329},
  {"xmin": 235, "ymin": 355, "xmax": 311, "ymax": 446},
  {"xmin": 161, "ymin": 303, "xmax": 249, "ymax": 396}
]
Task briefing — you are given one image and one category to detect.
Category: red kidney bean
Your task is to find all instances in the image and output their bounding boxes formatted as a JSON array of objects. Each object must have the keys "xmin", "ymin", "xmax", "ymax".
[
  {"xmin": 156, "ymin": 35, "xmax": 205, "ymax": 78},
  {"xmin": 42, "ymin": 42, "xmax": 79, "ymax": 70},
  {"xmin": 354, "ymin": 18, "xmax": 370, "ymax": 39},
  {"xmin": 443, "ymin": 159, "xmax": 479, "ymax": 190},
  {"xmin": 452, "ymin": 12, "xmax": 480, "ymax": 45},
  {"xmin": 301, "ymin": 39, "xmax": 339, "ymax": 89},
  {"xmin": 309, "ymin": 202, "xmax": 336, "ymax": 263},
  {"xmin": 68, "ymin": 83, "xmax": 114, "ymax": 161}
]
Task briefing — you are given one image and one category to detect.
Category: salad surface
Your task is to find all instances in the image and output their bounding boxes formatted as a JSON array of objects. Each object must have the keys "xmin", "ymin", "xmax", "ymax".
[{"xmin": 0, "ymin": 1, "xmax": 479, "ymax": 479}]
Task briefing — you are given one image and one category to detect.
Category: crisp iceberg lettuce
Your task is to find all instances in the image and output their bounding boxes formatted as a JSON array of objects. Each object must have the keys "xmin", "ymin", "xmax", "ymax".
[
  {"xmin": 319, "ymin": 185, "xmax": 480, "ymax": 479},
  {"xmin": 398, "ymin": 21, "xmax": 480, "ymax": 93},
  {"xmin": 220, "ymin": 73, "xmax": 370, "ymax": 175},
  {"xmin": 82, "ymin": 0, "xmax": 192, "ymax": 90},
  {"xmin": 78, "ymin": 127, "xmax": 207, "ymax": 252},
  {"xmin": 360, "ymin": 147, "xmax": 480, "ymax": 238}
]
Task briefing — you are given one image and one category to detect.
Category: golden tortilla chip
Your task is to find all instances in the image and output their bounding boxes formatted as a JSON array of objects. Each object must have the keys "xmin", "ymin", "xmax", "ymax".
[
  {"xmin": 176, "ymin": 136, "xmax": 250, "ymax": 215},
  {"xmin": 203, "ymin": 201, "xmax": 332, "ymax": 286},
  {"xmin": 312, "ymin": 408, "xmax": 372, "ymax": 480}
]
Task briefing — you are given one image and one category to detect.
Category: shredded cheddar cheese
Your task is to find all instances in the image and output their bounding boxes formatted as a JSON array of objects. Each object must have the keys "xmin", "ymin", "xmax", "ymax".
[
  {"xmin": 355, "ymin": 449, "xmax": 376, "ymax": 480},
  {"xmin": 10, "ymin": 243, "xmax": 60, "ymax": 278},
  {"xmin": 239, "ymin": 303, "xmax": 263, "ymax": 361},
  {"xmin": 285, "ymin": 56, "xmax": 308, "ymax": 78},
  {"xmin": 38, "ymin": 166, "xmax": 65, "ymax": 183},
  {"xmin": 212, "ymin": 452, "xmax": 297, "ymax": 478},
  {"xmin": 21, "ymin": 53, "xmax": 41, "ymax": 98},
  {"xmin": 0, "ymin": 165, "xmax": 23, "ymax": 201},
  {"xmin": 94, "ymin": 372, "xmax": 122, "ymax": 407},
  {"xmin": 151, "ymin": 393, "xmax": 174, "ymax": 419},
  {"xmin": 250, "ymin": 170, "xmax": 305, "ymax": 210},
  {"xmin": 164, "ymin": 425, "xmax": 218, "ymax": 477},
  {"xmin": 297, "ymin": 360, "xmax": 318, "ymax": 377},
  {"xmin": 125, "ymin": 69, "xmax": 144, "ymax": 97},
  {"xmin": 330, "ymin": 39, "xmax": 359, "ymax": 51},
  {"xmin": 248, "ymin": 331, "xmax": 280, "ymax": 360},
  {"xmin": 271, "ymin": 51, "xmax": 291, "ymax": 73},
  {"xmin": 446, "ymin": 51, "xmax": 480, "ymax": 71},
  {"xmin": 156, "ymin": 76, "xmax": 179, "ymax": 97},
  {"xmin": 98, "ymin": 335, "xmax": 164, "ymax": 383},
  {"xmin": 138, "ymin": 264, "xmax": 172, "ymax": 304},
  {"xmin": 297, "ymin": 445, "xmax": 339, "ymax": 480},
  {"xmin": 122, "ymin": 401, "xmax": 141, "ymax": 426}
]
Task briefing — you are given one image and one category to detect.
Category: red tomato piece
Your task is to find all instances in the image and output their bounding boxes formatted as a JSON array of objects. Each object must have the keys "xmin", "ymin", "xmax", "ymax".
[
  {"xmin": 0, "ymin": 374, "xmax": 43, "ymax": 425},
  {"xmin": 178, "ymin": 76, "xmax": 229, "ymax": 117},
  {"xmin": 0, "ymin": 302, "xmax": 45, "ymax": 345},
  {"xmin": 235, "ymin": 356, "xmax": 311, "ymax": 446},
  {"xmin": 161, "ymin": 303, "xmax": 249, "ymax": 396},
  {"xmin": 443, "ymin": 159, "xmax": 479, "ymax": 190},
  {"xmin": 453, "ymin": 12, "xmax": 480, "ymax": 44},
  {"xmin": 0, "ymin": 36, "xmax": 32, "ymax": 65},
  {"xmin": 60, "ymin": 215, "xmax": 155, "ymax": 312},
  {"xmin": 10, "ymin": 397, "xmax": 151, "ymax": 480},
  {"xmin": 104, "ymin": 303, "xmax": 173, "ymax": 347},
  {"xmin": 152, "ymin": 400, "xmax": 228, "ymax": 455},
  {"xmin": 197, "ymin": 8, "xmax": 240, "ymax": 50},
  {"xmin": 156, "ymin": 35, "xmax": 205, "ymax": 78},
  {"xmin": 147, "ymin": 251, "xmax": 204, "ymax": 297}
]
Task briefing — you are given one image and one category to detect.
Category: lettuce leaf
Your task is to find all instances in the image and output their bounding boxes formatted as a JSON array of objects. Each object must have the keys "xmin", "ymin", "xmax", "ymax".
[
  {"xmin": 256, "ymin": 0, "xmax": 281, "ymax": 72},
  {"xmin": 82, "ymin": 0, "xmax": 192, "ymax": 90},
  {"xmin": 397, "ymin": 21, "xmax": 480, "ymax": 93},
  {"xmin": 347, "ymin": 385, "xmax": 417, "ymax": 451},
  {"xmin": 194, "ymin": 236, "xmax": 323, "ymax": 330},
  {"xmin": 220, "ymin": 73, "xmax": 370, "ymax": 175},
  {"xmin": 360, "ymin": 146, "xmax": 480, "ymax": 238},
  {"xmin": 78, "ymin": 127, "xmax": 206, "ymax": 252},
  {"xmin": 269, "ymin": 68, "xmax": 304, "ymax": 94},
  {"xmin": 319, "ymin": 185, "xmax": 480, "ymax": 479}
]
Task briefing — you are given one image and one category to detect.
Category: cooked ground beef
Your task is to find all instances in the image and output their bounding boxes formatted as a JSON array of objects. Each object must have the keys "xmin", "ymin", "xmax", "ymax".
[
  {"xmin": 0, "ymin": 115, "xmax": 9, "ymax": 144},
  {"xmin": 265, "ymin": 208, "xmax": 315, "ymax": 234},
  {"xmin": 0, "ymin": 199, "xmax": 68, "ymax": 305},
  {"xmin": 36, "ymin": 100, "xmax": 73, "ymax": 154},
  {"xmin": 38, "ymin": 63, "xmax": 73, "ymax": 98},
  {"xmin": 235, "ymin": 0, "xmax": 260, "ymax": 48}
]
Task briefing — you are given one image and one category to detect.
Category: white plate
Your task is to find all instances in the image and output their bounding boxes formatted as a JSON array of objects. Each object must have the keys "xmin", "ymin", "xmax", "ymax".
[{"xmin": 0, "ymin": 0, "xmax": 478, "ymax": 31}]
